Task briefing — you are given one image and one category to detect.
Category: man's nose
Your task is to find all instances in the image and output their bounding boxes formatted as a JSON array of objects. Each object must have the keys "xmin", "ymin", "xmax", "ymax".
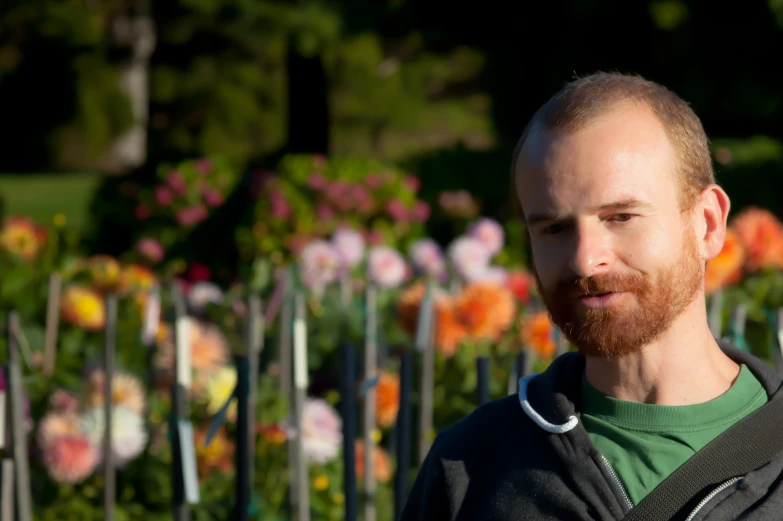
[{"xmin": 568, "ymin": 223, "xmax": 614, "ymax": 278}]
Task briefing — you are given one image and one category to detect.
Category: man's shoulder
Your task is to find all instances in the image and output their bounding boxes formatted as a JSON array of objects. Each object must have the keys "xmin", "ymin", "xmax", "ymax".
[{"xmin": 430, "ymin": 393, "xmax": 548, "ymax": 460}]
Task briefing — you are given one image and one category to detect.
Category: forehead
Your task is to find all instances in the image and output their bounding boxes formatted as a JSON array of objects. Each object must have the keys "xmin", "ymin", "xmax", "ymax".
[{"xmin": 515, "ymin": 103, "xmax": 679, "ymax": 216}]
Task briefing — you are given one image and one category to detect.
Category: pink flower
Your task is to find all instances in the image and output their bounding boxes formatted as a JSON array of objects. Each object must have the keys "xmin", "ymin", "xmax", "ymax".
[
  {"xmin": 307, "ymin": 172, "xmax": 328, "ymax": 190},
  {"xmin": 41, "ymin": 434, "xmax": 99, "ymax": 484},
  {"xmin": 365, "ymin": 174, "xmax": 383, "ymax": 190},
  {"xmin": 325, "ymin": 180, "xmax": 350, "ymax": 202},
  {"xmin": 299, "ymin": 240, "xmax": 341, "ymax": 295},
  {"xmin": 136, "ymin": 237, "xmax": 165, "ymax": 264},
  {"xmin": 167, "ymin": 171, "xmax": 188, "ymax": 195},
  {"xmin": 468, "ymin": 218, "xmax": 504, "ymax": 256},
  {"xmin": 195, "ymin": 159, "xmax": 213, "ymax": 174},
  {"xmin": 316, "ymin": 203, "xmax": 334, "ymax": 221},
  {"xmin": 385, "ymin": 199, "xmax": 409, "ymax": 222},
  {"xmin": 409, "ymin": 239, "xmax": 445, "ymax": 277},
  {"xmin": 368, "ymin": 246, "xmax": 407, "ymax": 289},
  {"xmin": 403, "ymin": 175, "xmax": 421, "ymax": 192},
  {"xmin": 412, "ymin": 201, "xmax": 431, "ymax": 223},
  {"xmin": 38, "ymin": 411, "xmax": 99, "ymax": 484},
  {"xmin": 331, "ymin": 228, "xmax": 365, "ymax": 268},
  {"xmin": 270, "ymin": 190, "xmax": 291, "ymax": 219},
  {"xmin": 350, "ymin": 184, "xmax": 371, "ymax": 205},
  {"xmin": 135, "ymin": 204, "xmax": 151, "ymax": 221},
  {"xmin": 447, "ymin": 236, "xmax": 491, "ymax": 281},
  {"xmin": 176, "ymin": 205, "xmax": 208, "ymax": 227},
  {"xmin": 155, "ymin": 186, "xmax": 173, "ymax": 206},
  {"xmin": 363, "ymin": 229, "xmax": 384, "ymax": 246},
  {"xmin": 202, "ymin": 188, "xmax": 224, "ymax": 208}
]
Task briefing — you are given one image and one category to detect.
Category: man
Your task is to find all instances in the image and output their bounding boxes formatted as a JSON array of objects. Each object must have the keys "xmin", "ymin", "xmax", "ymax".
[{"xmin": 398, "ymin": 72, "xmax": 783, "ymax": 520}]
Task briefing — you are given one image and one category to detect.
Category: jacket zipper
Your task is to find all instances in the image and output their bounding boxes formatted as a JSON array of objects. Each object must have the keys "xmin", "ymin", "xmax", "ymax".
[
  {"xmin": 600, "ymin": 455, "xmax": 634, "ymax": 511},
  {"xmin": 684, "ymin": 477, "xmax": 743, "ymax": 521}
]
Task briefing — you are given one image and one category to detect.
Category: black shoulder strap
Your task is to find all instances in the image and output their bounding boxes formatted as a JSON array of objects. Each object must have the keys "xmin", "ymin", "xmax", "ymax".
[{"xmin": 623, "ymin": 395, "xmax": 783, "ymax": 521}]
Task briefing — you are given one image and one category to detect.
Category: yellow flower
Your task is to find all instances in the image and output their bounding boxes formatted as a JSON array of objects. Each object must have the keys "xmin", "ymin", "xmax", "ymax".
[
  {"xmin": 0, "ymin": 216, "xmax": 47, "ymax": 261},
  {"xmin": 117, "ymin": 264, "xmax": 157, "ymax": 312},
  {"xmin": 60, "ymin": 285, "xmax": 106, "ymax": 331},
  {"xmin": 332, "ymin": 492, "xmax": 345, "ymax": 505},
  {"xmin": 313, "ymin": 474, "xmax": 330, "ymax": 491},
  {"xmin": 371, "ymin": 429, "xmax": 382, "ymax": 444},
  {"xmin": 200, "ymin": 366, "xmax": 237, "ymax": 422},
  {"xmin": 53, "ymin": 213, "xmax": 67, "ymax": 228}
]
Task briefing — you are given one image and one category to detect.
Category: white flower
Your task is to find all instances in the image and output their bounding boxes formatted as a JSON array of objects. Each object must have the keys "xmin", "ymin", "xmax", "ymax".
[
  {"xmin": 299, "ymin": 240, "xmax": 341, "ymax": 295},
  {"xmin": 368, "ymin": 246, "xmax": 407, "ymax": 289},
  {"xmin": 408, "ymin": 239, "xmax": 445, "ymax": 277},
  {"xmin": 300, "ymin": 398, "xmax": 342, "ymax": 464},
  {"xmin": 331, "ymin": 228, "xmax": 366, "ymax": 268},
  {"xmin": 81, "ymin": 406, "xmax": 148, "ymax": 467},
  {"xmin": 468, "ymin": 218, "xmax": 505, "ymax": 256},
  {"xmin": 447, "ymin": 236, "xmax": 491, "ymax": 282},
  {"xmin": 187, "ymin": 282, "xmax": 223, "ymax": 313}
]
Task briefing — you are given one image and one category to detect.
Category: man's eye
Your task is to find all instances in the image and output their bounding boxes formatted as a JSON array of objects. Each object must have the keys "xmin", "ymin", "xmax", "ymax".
[
  {"xmin": 611, "ymin": 214, "xmax": 634, "ymax": 223},
  {"xmin": 542, "ymin": 222, "xmax": 567, "ymax": 234}
]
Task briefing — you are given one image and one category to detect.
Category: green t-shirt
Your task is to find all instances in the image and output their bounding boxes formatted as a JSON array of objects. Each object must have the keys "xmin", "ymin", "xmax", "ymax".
[{"xmin": 581, "ymin": 364, "xmax": 768, "ymax": 505}]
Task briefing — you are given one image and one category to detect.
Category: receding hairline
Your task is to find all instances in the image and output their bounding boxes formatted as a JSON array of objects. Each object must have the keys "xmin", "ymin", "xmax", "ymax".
[
  {"xmin": 510, "ymin": 73, "xmax": 716, "ymax": 218},
  {"xmin": 513, "ymin": 97, "xmax": 673, "ymax": 180}
]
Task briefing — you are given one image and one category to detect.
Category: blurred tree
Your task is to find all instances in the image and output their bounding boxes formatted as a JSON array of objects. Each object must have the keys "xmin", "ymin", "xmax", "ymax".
[{"xmin": 0, "ymin": 0, "xmax": 135, "ymax": 171}]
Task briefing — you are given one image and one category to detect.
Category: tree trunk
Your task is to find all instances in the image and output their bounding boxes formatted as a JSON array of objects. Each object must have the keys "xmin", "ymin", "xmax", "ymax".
[
  {"xmin": 104, "ymin": 0, "xmax": 156, "ymax": 174},
  {"xmin": 285, "ymin": 39, "xmax": 330, "ymax": 155}
]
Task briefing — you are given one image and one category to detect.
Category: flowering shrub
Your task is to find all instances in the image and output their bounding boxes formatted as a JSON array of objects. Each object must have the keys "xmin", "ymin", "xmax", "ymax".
[{"xmin": 236, "ymin": 154, "xmax": 431, "ymax": 267}]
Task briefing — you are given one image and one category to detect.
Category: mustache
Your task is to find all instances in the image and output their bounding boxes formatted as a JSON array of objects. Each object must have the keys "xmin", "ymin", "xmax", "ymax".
[{"xmin": 555, "ymin": 273, "xmax": 646, "ymax": 297}]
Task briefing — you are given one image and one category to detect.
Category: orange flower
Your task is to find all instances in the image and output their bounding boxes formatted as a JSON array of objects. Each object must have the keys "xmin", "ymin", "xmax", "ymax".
[
  {"xmin": 396, "ymin": 281, "xmax": 466, "ymax": 356},
  {"xmin": 257, "ymin": 423, "xmax": 287, "ymax": 445},
  {"xmin": 85, "ymin": 369, "xmax": 146, "ymax": 415},
  {"xmin": 433, "ymin": 301, "xmax": 468, "ymax": 357},
  {"xmin": 60, "ymin": 285, "xmax": 106, "ymax": 331},
  {"xmin": 455, "ymin": 282, "xmax": 516, "ymax": 341},
  {"xmin": 195, "ymin": 426, "xmax": 234, "ymax": 478},
  {"xmin": 355, "ymin": 440, "xmax": 392, "ymax": 484},
  {"xmin": 705, "ymin": 229, "xmax": 745, "ymax": 294},
  {"xmin": 375, "ymin": 372, "xmax": 400, "ymax": 428},
  {"xmin": 729, "ymin": 207, "xmax": 783, "ymax": 272},
  {"xmin": 520, "ymin": 311, "xmax": 555, "ymax": 359},
  {"xmin": 0, "ymin": 215, "xmax": 47, "ymax": 261},
  {"xmin": 154, "ymin": 317, "xmax": 229, "ymax": 389},
  {"xmin": 88, "ymin": 255, "xmax": 122, "ymax": 292}
]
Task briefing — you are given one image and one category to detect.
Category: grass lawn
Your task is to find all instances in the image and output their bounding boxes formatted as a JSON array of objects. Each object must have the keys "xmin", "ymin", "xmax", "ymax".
[{"xmin": 0, "ymin": 173, "xmax": 101, "ymax": 231}]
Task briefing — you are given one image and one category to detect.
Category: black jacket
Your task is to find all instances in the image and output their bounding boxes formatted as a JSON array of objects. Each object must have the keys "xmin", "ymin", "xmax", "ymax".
[{"xmin": 399, "ymin": 342, "xmax": 783, "ymax": 520}]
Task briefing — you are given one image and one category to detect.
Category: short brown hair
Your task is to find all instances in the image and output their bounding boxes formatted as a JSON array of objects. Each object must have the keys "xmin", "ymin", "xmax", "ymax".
[{"xmin": 510, "ymin": 71, "xmax": 714, "ymax": 217}]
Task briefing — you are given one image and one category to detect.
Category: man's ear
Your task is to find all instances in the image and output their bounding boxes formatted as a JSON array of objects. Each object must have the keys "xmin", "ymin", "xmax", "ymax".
[{"xmin": 698, "ymin": 184, "xmax": 731, "ymax": 261}]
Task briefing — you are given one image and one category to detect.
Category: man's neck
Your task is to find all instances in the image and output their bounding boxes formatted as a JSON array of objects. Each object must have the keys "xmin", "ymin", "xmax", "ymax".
[{"xmin": 583, "ymin": 307, "xmax": 741, "ymax": 406}]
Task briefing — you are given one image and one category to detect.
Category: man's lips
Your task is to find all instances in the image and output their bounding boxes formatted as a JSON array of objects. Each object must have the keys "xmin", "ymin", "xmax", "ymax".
[{"xmin": 575, "ymin": 291, "xmax": 627, "ymax": 308}]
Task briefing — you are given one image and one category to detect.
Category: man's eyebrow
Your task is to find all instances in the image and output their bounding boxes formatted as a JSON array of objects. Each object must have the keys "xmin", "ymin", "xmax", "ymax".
[{"xmin": 526, "ymin": 198, "xmax": 651, "ymax": 226}]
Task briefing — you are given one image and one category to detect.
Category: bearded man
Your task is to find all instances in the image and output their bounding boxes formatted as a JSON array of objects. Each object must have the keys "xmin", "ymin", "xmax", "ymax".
[{"xmin": 398, "ymin": 72, "xmax": 783, "ymax": 521}]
